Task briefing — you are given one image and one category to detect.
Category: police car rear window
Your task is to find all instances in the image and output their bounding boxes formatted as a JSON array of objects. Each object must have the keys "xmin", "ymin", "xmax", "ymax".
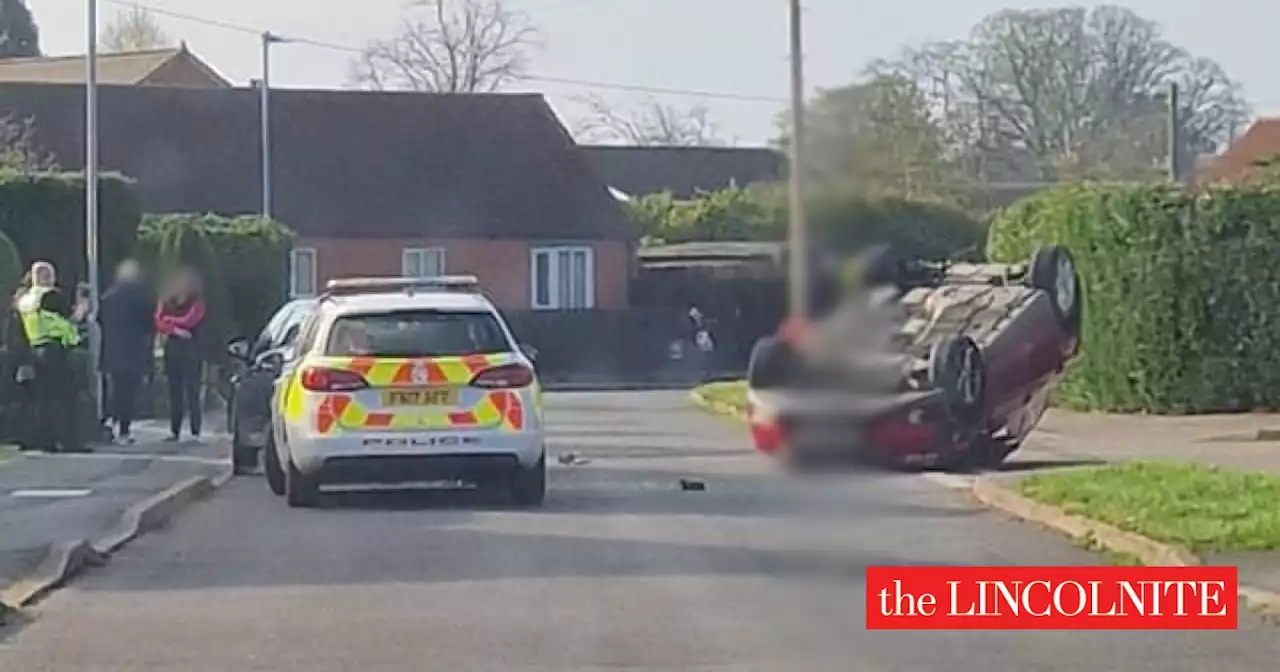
[{"xmin": 325, "ymin": 310, "xmax": 510, "ymax": 358}]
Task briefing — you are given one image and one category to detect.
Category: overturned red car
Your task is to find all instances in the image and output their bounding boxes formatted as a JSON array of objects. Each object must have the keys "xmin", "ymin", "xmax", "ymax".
[{"xmin": 745, "ymin": 245, "xmax": 1081, "ymax": 471}]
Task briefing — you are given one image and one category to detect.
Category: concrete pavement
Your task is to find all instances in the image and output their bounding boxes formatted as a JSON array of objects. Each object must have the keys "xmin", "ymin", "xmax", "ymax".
[
  {"xmin": 0, "ymin": 433, "xmax": 226, "ymax": 609},
  {"xmin": 2, "ymin": 392, "xmax": 1278, "ymax": 670}
]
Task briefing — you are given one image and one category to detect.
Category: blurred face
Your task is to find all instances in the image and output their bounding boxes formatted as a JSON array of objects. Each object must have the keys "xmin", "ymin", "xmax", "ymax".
[
  {"xmin": 117, "ymin": 261, "xmax": 141, "ymax": 283},
  {"xmin": 32, "ymin": 264, "xmax": 55, "ymax": 287}
]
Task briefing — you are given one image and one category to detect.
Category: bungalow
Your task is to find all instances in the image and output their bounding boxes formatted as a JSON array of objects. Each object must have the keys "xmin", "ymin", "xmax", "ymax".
[{"xmin": 0, "ymin": 83, "xmax": 634, "ymax": 311}]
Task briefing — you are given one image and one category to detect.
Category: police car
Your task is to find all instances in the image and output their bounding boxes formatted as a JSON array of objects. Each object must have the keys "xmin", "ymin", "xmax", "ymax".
[{"xmin": 262, "ymin": 276, "xmax": 545, "ymax": 508}]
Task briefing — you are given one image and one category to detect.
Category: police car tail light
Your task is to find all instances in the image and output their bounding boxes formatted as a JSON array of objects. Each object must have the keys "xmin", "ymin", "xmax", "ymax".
[
  {"xmin": 470, "ymin": 363, "xmax": 534, "ymax": 389},
  {"xmin": 300, "ymin": 367, "xmax": 369, "ymax": 392}
]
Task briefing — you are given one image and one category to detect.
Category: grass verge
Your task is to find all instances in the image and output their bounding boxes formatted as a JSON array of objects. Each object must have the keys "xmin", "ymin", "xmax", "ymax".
[
  {"xmin": 691, "ymin": 380, "xmax": 748, "ymax": 421},
  {"xmin": 1020, "ymin": 461, "xmax": 1280, "ymax": 553},
  {"xmin": 0, "ymin": 444, "xmax": 19, "ymax": 467}
]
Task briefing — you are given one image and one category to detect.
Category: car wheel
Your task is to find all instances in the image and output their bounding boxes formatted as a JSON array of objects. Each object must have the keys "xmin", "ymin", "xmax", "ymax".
[
  {"xmin": 928, "ymin": 335, "xmax": 987, "ymax": 431},
  {"xmin": 747, "ymin": 336, "xmax": 800, "ymax": 389},
  {"xmin": 230, "ymin": 419, "xmax": 257, "ymax": 476},
  {"xmin": 285, "ymin": 454, "xmax": 321, "ymax": 509},
  {"xmin": 1029, "ymin": 245, "xmax": 1082, "ymax": 335},
  {"xmin": 509, "ymin": 454, "xmax": 546, "ymax": 507},
  {"xmin": 263, "ymin": 431, "xmax": 286, "ymax": 496}
]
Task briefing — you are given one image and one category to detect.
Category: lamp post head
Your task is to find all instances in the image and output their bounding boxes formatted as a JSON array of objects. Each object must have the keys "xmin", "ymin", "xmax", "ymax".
[{"xmin": 263, "ymin": 31, "xmax": 288, "ymax": 45}]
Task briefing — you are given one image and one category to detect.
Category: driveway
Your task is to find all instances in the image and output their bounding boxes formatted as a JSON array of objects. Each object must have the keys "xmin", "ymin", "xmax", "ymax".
[{"xmin": 1, "ymin": 391, "xmax": 1276, "ymax": 671}]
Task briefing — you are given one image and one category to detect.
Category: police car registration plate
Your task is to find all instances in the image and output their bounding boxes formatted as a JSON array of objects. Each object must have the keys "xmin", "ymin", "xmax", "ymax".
[{"xmin": 382, "ymin": 389, "xmax": 458, "ymax": 407}]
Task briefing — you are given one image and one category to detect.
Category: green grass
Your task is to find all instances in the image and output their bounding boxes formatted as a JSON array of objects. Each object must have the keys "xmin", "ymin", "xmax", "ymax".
[
  {"xmin": 1020, "ymin": 461, "xmax": 1280, "ymax": 553},
  {"xmin": 0, "ymin": 444, "xmax": 19, "ymax": 466},
  {"xmin": 691, "ymin": 380, "xmax": 748, "ymax": 420}
]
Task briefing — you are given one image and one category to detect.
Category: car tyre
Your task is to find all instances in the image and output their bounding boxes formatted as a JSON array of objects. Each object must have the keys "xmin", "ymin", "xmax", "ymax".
[
  {"xmin": 285, "ymin": 454, "xmax": 321, "ymax": 508},
  {"xmin": 263, "ymin": 431, "xmax": 286, "ymax": 496},
  {"xmin": 928, "ymin": 335, "xmax": 987, "ymax": 432},
  {"xmin": 1029, "ymin": 245, "xmax": 1082, "ymax": 336},
  {"xmin": 230, "ymin": 419, "xmax": 257, "ymax": 476},
  {"xmin": 509, "ymin": 454, "xmax": 546, "ymax": 507}
]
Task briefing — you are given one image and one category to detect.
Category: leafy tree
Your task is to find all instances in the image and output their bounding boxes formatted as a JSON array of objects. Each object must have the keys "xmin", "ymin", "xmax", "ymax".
[
  {"xmin": 629, "ymin": 184, "xmax": 984, "ymax": 261},
  {"xmin": 349, "ymin": 0, "xmax": 538, "ymax": 93},
  {"xmin": 0, "ymin": 114, "xmax": 56, "ymax": 174},
  {"xmin": 778, "ymin": 74, "xmax": 965, "ymax": 201},
  {"xmin": 873, "ymin": 5, "xmax": 1248, "ymax": 182},
  {"xmin": 574, "ymin": 95, "xmax": 727, "ymax": 146},
  {"xmin": 0, "ymin": 0, "xmax": 39, "ymax": 58},
  {"xmin": 100, "ymin": 4, "xmax": 172, "ymax": 53},
  {"xmin": 628, "ymin": 185, "xmax": 785, "ymax": 245}
]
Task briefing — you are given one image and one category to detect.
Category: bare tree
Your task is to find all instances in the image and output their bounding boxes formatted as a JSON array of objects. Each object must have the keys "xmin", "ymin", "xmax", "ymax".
[
  {"xmin": 0, "ymin": 114, "xmax": 57, "ymax": 174},
  {"xmin": 100, "ymin": 4, "xmax": 172, "ymax": 52},
  {"xmin": 574, "ymin": 95, "xmax": 727, "ymax": 146},
  {"xmin": 349, "ymin": 0, "xmax": 538, "ymax": 93},
  {"xmin": 872, "ymin": 5, "xmax": 1249, "ymax": 182}
]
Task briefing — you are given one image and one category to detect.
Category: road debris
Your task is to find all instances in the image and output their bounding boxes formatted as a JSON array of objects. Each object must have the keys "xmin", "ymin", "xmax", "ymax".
[{"xmin": 679, "ymin": 478, "xmax": 706, "ymax": 492}]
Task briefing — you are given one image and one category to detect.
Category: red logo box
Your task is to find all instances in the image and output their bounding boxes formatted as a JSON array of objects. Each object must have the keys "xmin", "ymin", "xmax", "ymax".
[{"xmin": 866, "ymin": 566, "xmax": 1237, "ymax": 630}]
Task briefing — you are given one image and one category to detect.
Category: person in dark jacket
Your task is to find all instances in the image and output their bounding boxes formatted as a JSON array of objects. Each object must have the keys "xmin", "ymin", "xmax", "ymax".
[
  {"xmin": 98, "ymin": 260, "xmax": 155, "ymax": 444},
  {"xmin": 154, "ymin": 267, "xmax": 206, "ymax": 442}
]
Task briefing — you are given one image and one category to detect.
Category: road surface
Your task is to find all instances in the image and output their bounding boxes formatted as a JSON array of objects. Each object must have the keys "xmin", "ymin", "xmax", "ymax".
[{"xmin": 1, "ymin": 391, "xmax": 1276, "ymax": 671}]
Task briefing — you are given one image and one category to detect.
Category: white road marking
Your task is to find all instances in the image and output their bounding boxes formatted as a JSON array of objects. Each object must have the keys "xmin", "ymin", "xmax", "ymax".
[
  {"xmin": 11, "ymin": 488, "xmax": 93, "ymax": 498},
  {"xmin": 918, "ymin": 471, "xmax": 976, "ymax": 491}
]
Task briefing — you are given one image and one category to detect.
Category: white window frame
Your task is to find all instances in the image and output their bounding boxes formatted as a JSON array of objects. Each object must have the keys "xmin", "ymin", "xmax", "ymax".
[
  {"xmin": 530, "ymin": 245, "xmax": 595, "ymax": 310},
  {"xmin": 289, "ymin": 247, "xmax": 317, "ymax": 298},
  {"xmin": 402, "ymin": 247, "xmax": 446, "ymax": 278}
]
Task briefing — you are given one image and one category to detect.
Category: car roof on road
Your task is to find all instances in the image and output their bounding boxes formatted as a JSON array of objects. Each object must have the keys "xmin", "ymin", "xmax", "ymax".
[{"xmin": 321, "ymin": 291, "xmax": 498, "ymax": 316}]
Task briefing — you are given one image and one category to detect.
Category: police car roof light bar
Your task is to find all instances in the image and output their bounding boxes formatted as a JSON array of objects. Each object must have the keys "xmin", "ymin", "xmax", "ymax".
[{"xmin": 323, "ymin": 276, "xmax": 481, "ymax": 297}]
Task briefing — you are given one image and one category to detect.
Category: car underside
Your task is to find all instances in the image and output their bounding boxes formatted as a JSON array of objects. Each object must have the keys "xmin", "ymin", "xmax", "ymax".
[{"xmin": 745, "ymin": 245, "xmax": 1082, "ymax": 472}]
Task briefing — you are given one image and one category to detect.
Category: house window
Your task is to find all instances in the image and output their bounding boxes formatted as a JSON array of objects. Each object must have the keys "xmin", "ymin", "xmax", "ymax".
[
  {"xmin": 289, "ymin": 247, "xmax": 317, "ymax": 298},
  {"xmin": 402, "ymin": 247, "xmax": 446, "ymax": 277},
  {"xmin": 530, "ymin": 246, "xmax": 594, "ymax": 310}
]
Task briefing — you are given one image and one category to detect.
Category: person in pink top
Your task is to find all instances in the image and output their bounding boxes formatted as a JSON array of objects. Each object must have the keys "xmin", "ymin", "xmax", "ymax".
[{"xmin": 154, "ymin": 267, "xmax": 207, "ymax": 441}]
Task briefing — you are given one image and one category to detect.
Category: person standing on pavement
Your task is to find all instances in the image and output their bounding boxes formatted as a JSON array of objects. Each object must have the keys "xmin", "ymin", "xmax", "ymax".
[
  {"xmin": 15, "ymin": 261, "xmax": 84, "ymax": 452},
  {"xmin": 155, "ymin": 268, "xmax": 206, "ymax": 442},
  {"xmin": 98, "ymin": 259, "xmax": 155, "ymax": 444}
]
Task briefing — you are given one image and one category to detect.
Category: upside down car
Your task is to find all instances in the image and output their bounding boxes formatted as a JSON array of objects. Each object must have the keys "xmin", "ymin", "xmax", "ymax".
[{"xmin": 745, "ymin": 244, "xmax": 1082, "ymax": 471}]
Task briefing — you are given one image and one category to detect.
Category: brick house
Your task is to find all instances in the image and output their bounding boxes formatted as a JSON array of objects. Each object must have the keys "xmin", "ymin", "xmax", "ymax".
[
  {"xmin": 0, "ymin": 45, "xmax": 230, "ymax": 88},
  {"xmin": 0, "ymin": 83, "xmax": 634, "ymax": 311},
  {"xmin": 1196, "ymin": 118, "xmax": 1280, "ymax": 183}
]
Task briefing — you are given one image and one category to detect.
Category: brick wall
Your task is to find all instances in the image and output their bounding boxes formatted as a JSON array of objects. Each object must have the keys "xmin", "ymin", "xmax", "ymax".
[{"xmin": 295, "ymin": 237, "xmax": 630, "ymax": 309}]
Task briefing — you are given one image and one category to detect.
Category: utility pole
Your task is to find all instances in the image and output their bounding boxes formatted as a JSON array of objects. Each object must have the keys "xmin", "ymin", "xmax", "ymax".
[
  {"xmin": 1166, "ymin": 82, "xmax": 1181, "ymax": 183},
  {"xmin": 260, "ymin": 31, "xmax": 281, "ymax": 220},
  {"xmin": 786, "ymin": 0, "xmax": 808, "ymax": 320},
  {"xmin": 86, "ymin": 0, "xmax": 103, "ymax": 422}
]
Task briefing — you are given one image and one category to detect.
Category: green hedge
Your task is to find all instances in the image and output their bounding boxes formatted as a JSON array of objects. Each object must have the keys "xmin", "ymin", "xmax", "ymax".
[
  {"xmin": 629, "ymin": 184, "xmax": 986, "ymax": 260},
  {"xmin": 988, "ymin": 182, "xmax": 1280, "ymax": 413},
  {"xmin": 0, "ymin": 171, "xmax": 141, "ymax": 287}
]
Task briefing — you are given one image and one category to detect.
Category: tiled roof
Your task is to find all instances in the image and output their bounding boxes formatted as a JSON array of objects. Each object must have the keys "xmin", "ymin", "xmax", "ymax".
[
  {"xmin": 0, "ymin": 83, "xmax": 632, "ymax": 241},
  {"xmin": 0, "ymin": 47, "xmax": 228, "ymax": 87},
  {"xmin": 1197, "ymin": 119, "xmax": 1280, "ymax": 183}
]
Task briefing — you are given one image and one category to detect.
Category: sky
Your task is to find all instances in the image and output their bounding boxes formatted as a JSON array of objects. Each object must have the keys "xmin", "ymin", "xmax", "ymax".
[{"xmin": 26, "ymin": 0, "xmax": 1280, "ymax": 146}]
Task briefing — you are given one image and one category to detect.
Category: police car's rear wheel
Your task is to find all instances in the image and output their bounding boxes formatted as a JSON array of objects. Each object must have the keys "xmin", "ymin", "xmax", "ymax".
[
  {"xmin": 285, "ymin": 454, "xmax": 320, "ymax": 508},
  {"xmin": 509, "ymin": 454, "xmax": 546, "ymax": 507}
]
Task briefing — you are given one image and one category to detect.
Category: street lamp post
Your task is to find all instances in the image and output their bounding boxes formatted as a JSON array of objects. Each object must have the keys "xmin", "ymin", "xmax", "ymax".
[
  {"xmin": 260, "ymin": 31, "xmax": 286, "ymax": 220},
  {"xmin": 786, "ymin": 0, "xmax": 808, "ymax": 320},
  {"xmin": 86, "ymin": 0, "xmax": 103, "ymax": 422}
]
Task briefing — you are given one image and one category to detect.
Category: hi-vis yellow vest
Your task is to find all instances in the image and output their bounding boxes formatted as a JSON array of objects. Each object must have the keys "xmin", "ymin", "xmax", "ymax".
[{"xmin": 17, "ymin": 287, "xmax": 80, "ymax": 348}]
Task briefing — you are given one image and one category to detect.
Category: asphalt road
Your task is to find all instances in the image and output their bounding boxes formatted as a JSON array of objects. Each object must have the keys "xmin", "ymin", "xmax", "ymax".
[{"xmin": 2, "ymin": 391, "xmax": 1278, "ymax": 671}]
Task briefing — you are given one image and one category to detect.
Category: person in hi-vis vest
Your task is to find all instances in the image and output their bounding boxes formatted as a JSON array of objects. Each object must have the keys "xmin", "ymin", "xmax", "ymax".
[{"xmin": 14, "ymin": 261, "xmax": 84, "ymax": 452}]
